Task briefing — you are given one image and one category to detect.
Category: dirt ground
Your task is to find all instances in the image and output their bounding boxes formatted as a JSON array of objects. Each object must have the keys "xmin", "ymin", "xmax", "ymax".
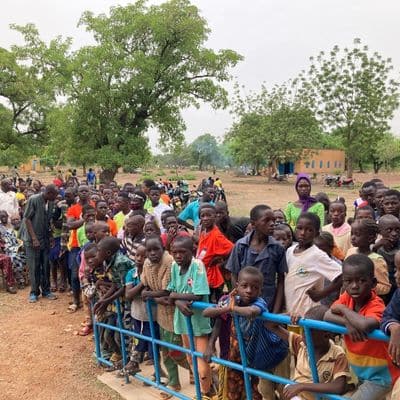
[{"xmin": 1, "ymin": 169, "xmax": 400, "ymax": 400}]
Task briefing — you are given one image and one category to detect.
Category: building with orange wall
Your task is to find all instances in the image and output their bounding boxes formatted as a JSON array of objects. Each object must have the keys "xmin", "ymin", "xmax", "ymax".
[{"xmin": 278, "ymin": 149, "xmax": 345, "ymax": 175}]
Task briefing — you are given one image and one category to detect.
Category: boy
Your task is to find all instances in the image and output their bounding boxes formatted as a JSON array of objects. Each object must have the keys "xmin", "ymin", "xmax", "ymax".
[
  {"xmin": 376, "ymin": 214, "xmax": 400, "ymax": 302},
  {"xmin": 226, "ymin": 204, "xmax": 287, "ymax": 314},
  {"xmin": 203, "ymin": 266, "xmax": 288, "ymax": 400},
  {"xmin": 93, "ymin": 221, "xmax": 110, "ymax": 243},
  {"xmin": 95, "ymin": 200, "xmax": 118, "ymax": 236},
  {"xmin": 93, "ymin": 237, "xmax": 135, "ymax": 365},
  {"xmin": 76, "ymin": 205, "xmax": 96, "ymax": 248},
  {"xmin": 196, "ymin": 204, "xmax": 233, "ymax": 302},
  {"xmin": 382, "ymin": 190, "xmax": 400, "ymax": 219},
  {"xmin": 147, "ymin": 185, "xmax": 172, "ymax": 232},
  {"xmin": 381, "ymin": 251, "xmax": 400, "ymax": 399},
  {"xmin": 324, "ymin": 254, "xmax": 400, "ymax": 399},
  {"xmin": 121, "ymin": 214, "xmax": 146, "ymax": 260},
  {"xmin": 354, "ymin": 205, "xmax": 375, "ymax": 221},
  {"xmin": 266, "ymin": 304, "xmax": 350, "ymax": 400}
]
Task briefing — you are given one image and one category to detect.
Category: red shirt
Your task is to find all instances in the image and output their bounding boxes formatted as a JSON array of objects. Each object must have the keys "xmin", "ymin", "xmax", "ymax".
[{"xmin": 197, "ymin": 225, "xmax": 233, "ymax": 288}]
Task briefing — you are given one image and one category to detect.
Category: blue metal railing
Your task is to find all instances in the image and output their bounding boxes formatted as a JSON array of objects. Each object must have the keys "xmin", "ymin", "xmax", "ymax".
[{"xmin": 92, "ymin": 299, "xmax": 389, "ymax": 400}]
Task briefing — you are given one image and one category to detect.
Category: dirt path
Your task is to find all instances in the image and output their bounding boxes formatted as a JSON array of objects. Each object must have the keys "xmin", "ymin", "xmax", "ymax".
[{"xmin": 0, "ymin": 288, "xmax": 122, "ymax": 400}]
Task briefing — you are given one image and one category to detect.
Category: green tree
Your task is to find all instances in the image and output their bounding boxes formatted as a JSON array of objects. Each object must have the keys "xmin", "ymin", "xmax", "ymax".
[
  {"xmin": 226, "ymin": 84, "xmax": 322, "ymax": 176},
  {"xmin": 296, "ymin": 39, "xmax": 400, "ymax": 177},
  {"xmin": 189, "ymin": 133, "xmax": 221, "ymax": 170},
  {"xmin": 0, "ymin": 24, "xmax": 71, "ymax": 163},
  {"xmin": 64, "ymin": 0, "xmax": 241, "ymax": 182},
  {"xmin": 375, "ymin": 133, "xmax": 400, "ymax": 172}
]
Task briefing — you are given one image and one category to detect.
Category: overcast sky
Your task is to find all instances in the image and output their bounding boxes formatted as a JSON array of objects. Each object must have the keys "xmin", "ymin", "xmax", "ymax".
[{"xmin": 2, "ymin": 0, "xmax": 400, "ymax": 151}]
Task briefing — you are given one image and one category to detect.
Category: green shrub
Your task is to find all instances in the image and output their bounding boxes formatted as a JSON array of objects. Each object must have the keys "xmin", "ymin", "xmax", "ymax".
[{"xmin": 167, "ymin": 174, "xmax": 196, "ymax": 181}]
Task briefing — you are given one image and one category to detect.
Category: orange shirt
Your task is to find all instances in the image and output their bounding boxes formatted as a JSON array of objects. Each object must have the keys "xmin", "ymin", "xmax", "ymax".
[
  {"xmin": 66, "ymin": 203, "xmax": 83, "ymax": 248},
  {"xmin": 106, "ymin": 218, "xmax": 118, "ymax": 237},
  {"xmin": 160, "ymin": 193, "xmax": 171, "ymax": 205},
  {"xmin": 197, "ymin": 225, "xmax": 233, "ymax": 288},
  {"xmin": 333, "ymin": 291, "xmax": 400, "ymax": 386}
]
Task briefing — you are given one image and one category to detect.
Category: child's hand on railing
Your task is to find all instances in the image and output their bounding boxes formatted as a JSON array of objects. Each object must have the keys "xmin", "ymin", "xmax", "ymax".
[
  {"xmin": 290, "ymin": 312, "xmax": 302, "ymax": 325},
  {"xmin": 175, "ymin": 299, "xmax": 193, "ymax": 316}
]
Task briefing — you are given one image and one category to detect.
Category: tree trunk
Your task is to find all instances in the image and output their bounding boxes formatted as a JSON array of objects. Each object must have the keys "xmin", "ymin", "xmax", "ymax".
[
  {"xmin": 346, "ymin": 156, "xmax": 353, "ymax": 178},
  {"xmin": 82, "ymin": 164, "xmax": 87, "ymax": 176},
  {"xmin": 99, "ymin": 168, "xmax": 118, "ymax": 184},
  {"xmin": 373, "ymin": 159, "xmax": 383, "ymax": 174},
  {"xmin": 358, "ymin": 160, "xmax": 365, "ymax": 173}
]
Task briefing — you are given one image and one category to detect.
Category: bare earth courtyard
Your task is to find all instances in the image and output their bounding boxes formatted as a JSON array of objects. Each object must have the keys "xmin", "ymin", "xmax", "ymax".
[{"xmin": 1, "ymin": 170, "xmax": 399, "ymax": 400}]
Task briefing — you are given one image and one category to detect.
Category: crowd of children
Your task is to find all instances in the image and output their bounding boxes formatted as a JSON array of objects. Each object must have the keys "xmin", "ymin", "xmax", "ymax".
[{"xmin": 2, "ymin": 173, "xmax": 400, "ymax": 400}]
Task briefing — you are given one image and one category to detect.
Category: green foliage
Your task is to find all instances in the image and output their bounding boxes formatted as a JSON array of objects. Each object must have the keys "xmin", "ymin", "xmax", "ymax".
[
  {"xmin": 375, "ymin": 133, "xmax": 400, "ymax": 171},
  {"xmin": 296, "ymin": 38, "xmax": 400, "ymax": 177},
  {"xmin": 225, "ymin": 84, "xmax": 321, "ymax": 173},
  {"xmin": 167, "ymin": 174, "xmax": 196, "ymax": 181},
  {"xmin": 189, "ymin": 133, "xmax": 221, "ymax": 170}
]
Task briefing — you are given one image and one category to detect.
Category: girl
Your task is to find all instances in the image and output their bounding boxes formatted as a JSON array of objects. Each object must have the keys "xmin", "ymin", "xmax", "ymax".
[
  {"xmin": 141, "ymin": 235, "xmax": 191, "ymax": 399},
  {"xmin": 322, "ymin": 201, "xmax": 352, "ymax": 256},
  {"xmin": 273, "ymin": 223, "xmax": 294, "ymax": 250},
  {"xmin": 346, "ymin": 218, "xmax": 391, "ymax": 297},
  {"xmin": 168, "ymin": 236, "xmax": 213, "ymax": 399},
  {"xmin": 284, "ymin": 174, "xmax": 325, "ymax": 230},
  {"xmin": 285, "ymin": 213, "xmax": 342, "ymax": 317}
]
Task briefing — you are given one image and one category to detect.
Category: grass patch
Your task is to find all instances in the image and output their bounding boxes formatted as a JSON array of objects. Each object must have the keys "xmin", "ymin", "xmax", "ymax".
[{"xmin": 167, "ymin": 174, "xmax": 196, "ymax": 181}]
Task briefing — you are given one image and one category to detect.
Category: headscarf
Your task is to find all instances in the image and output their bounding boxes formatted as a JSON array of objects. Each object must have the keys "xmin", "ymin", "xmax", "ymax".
[{"xmin": 295, "ymin": 173, "xmax": 317, "ymax": 212}]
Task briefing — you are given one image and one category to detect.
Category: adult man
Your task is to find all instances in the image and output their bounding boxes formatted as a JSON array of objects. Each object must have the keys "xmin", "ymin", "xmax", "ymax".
[
  {"xmin": 0, "ymin": 179, "xmax": 19, "ymax": 220},
  {"xmin": 178, "ymin": 187, "xmax": 216, "ymax": 230},
  {"xmin": 20, "ymin": 184, "xmax": 59, "ymax": 303}
]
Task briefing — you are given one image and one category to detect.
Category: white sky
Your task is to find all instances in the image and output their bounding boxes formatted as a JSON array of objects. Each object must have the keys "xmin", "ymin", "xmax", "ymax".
[{"xmin": 2, "ymin": 0, "xmax": 400, "ymax": 152}]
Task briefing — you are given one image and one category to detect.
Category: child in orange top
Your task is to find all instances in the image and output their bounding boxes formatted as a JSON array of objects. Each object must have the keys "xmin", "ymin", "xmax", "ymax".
[
  {"xmin": 196, "ymin": 204, "xmax": 233, "ymax": 302},
  {"xmin": 325, "ymin": 254, "xmax": 400, "ymax": 399}
]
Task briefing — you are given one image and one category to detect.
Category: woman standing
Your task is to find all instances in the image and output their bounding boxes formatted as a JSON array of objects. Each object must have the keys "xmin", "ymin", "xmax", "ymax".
[{"xmin": 284, "ymin": 173, "xmax": 325, "ymax": 230}]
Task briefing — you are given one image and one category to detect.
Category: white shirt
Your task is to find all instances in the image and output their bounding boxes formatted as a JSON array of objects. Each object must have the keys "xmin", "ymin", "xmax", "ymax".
[
  {"xmin": 0, "ymin": 189, "xmax": 19, "ymax": 219},
  {"xmin": 149, "ymin": 203, "xmax": 172, "ymax": 232},
  {"xmin": 285, "ymin": 244, "xmax": 342, "ymax": 315}
]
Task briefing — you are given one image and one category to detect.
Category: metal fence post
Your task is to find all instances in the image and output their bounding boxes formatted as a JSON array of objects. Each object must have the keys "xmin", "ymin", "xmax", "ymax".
[
  {"xmin": 116, "ymin": 298, "xmax": 129, "ymax": 384},
  {"xmin": 146, "ymin": 299, "xmax": 161, "ymax": 385},
  {"xmin": 185, "ymin": 315, "xmax": 202, "ymax": 400},
  {"xmin": 232, "ymin": 314, "xmax": 253, "ymax": 400}
]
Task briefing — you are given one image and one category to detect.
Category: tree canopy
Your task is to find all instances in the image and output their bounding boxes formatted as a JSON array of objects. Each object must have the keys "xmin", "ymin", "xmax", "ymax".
[{"xmin": 296, "ymin": 38, "xmax": 400, "ymax": 177}]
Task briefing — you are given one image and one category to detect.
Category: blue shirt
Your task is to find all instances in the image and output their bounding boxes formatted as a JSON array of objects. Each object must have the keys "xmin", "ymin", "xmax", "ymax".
[
  {"xmin": 381, "ymin": 288, "xmax": 400, "ymax": 334},
  {"xmin": 226, "ymin": 231, "xmax": 287, "ymax": 308},
  {"xmin": 87, "ymin": 171, "xmax": 96, "ymax": 184},
  {"xmin": 178, "ymin": 200, "xmax": 214, "ymax": 228}
]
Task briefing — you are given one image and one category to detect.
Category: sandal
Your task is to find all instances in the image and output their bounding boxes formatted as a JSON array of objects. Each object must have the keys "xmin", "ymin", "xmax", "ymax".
[
  {"xmin": 160, "ymin": 385, "xmax": 181, "ymax": 399},
  {"xmin": 67, "ymin": 303, "xmax": 80, "ymax": 313},
  {"xmin": 78, "ymin": 325, "xmax": 93, "ymax": 336},
  {"xmin": 51, "ymin": 286, "xmax": 57, "ymax": 292}
]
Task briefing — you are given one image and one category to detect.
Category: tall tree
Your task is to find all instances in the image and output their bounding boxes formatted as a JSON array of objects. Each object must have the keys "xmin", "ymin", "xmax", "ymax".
[
  {"xmin": 0, "ymin": 24, "xmax": 71, "ymax": 163},
  {"xmin": 189, "ymin": 133, "xmax": 221, "ymax": 170},
  {"xmin": 66, "ymin": 0, "xmax": 241, "ymax": 182},
  {"xmin": 226, "ymin": 85, "xmax": 322, "ymax": 176},
  {"xmin": 296, "ymin": 38, "xmax": 399, "ymax": 177}
]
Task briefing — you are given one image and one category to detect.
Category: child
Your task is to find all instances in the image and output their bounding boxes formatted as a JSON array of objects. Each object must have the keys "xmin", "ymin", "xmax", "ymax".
[
  {"xmin": 381, "ymin": 251, "xmax": 400, "ymax": 399},
  {"xmin": 266, "ymin": 304, "xmax": 350, "ymax": 400},
  {"xmin": 355, "ymin": 205, "xmax": 375, "ymax": 221},
  {"xmin": 124, "ymin": 244, "xmax": 151, "ymax": 374},
  {"xmin": 322, "ymin": 201, "xmax": 352, "ymax": 256},
  {"xmin": 203, "ymin": 266, "xmax": 288, "ymax": 400},
  {"xmin": 77, "ymin": 222, "xmax": 96, "ymax": 335},
  {"xmin": 325, "ymin": 254, "xmax": 400, "ymax": 399},
  {"xmin": 93, "ymin": 236, "xmax": 135, "ymax": 366},
  {"xmin": 141, "ymin": 235, "xmax": 191, "ymax": 398},
  {"xmin": 273, "ymin": 223, "xmax": 294, "ymax": 250},
  {"xmin": 93, "ymin": 221, "xmax": 110, "ymax": 243},
  {"xmin": 147, "ymin": 186, "xmax": 172, "ymax": 231},
  {"xmin": 76, "ymin": 205, "xmax": 96, "ymax": 248},
  {"xmin": 144, "ymin": 219, "xmax": 161, "ymax": 239},
  {"xmin": 285, "ymin": 212, "xmax": 342, "ymax": 316},
  {"xmin": 346, "ymin": 218, "xmax": 391, "ymax": 297},
  {"xmin": 167, "ymin": 236, "xmax": 213, "ymax": 398},
  {"xmin": 382, "ymin": 190, "xmax": 400, "ymax": 218},
  {"xmin": 314, "ymin": 231, "xmax": 342, "ymax": 306},
  {"xmin": 161, "ymin": 214, "xmax": 190, "ymax": 252},
  {"xmin": 196, "ymin": 204, "xmax": 234, "ymax": 302},
  {"xmin": 376, "ymin": 214, "xmax": 400, "ymax": 302},
  {"xmin": 226, "ymin": 204, "xmax": 287, "ymax": 313},
  {"xmin": 273, "ymin": 209, "xmax": 287, "ymax": 224},
  {"xmin": 121, "ymin": 215, "xmax": 145, "ymax": 261}
]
